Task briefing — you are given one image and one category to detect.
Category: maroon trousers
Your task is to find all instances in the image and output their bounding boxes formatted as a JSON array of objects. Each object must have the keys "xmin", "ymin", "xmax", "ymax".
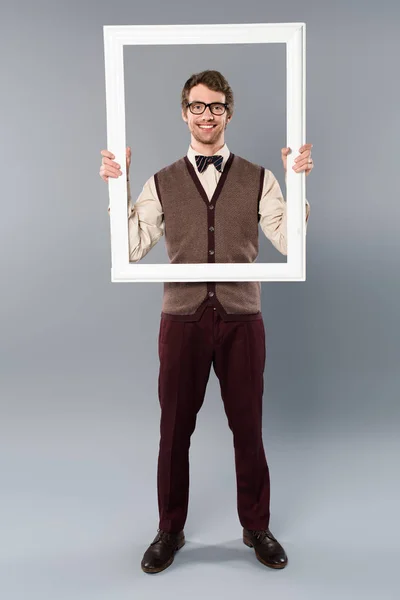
[{"xmin": 156, "ymin": 305, "xmax": 271, "ymax": 533}]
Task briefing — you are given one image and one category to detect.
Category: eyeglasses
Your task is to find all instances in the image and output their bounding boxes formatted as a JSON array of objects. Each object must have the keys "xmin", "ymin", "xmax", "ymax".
[{"xmin": 186, "ymin": 101, "xmax": 228, "ymax": 116}]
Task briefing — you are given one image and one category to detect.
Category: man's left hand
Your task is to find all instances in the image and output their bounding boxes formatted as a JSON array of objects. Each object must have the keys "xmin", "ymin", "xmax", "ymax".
[{"xmin": 281, "ymin": 143, "xmax": 314, "ymax": 176}]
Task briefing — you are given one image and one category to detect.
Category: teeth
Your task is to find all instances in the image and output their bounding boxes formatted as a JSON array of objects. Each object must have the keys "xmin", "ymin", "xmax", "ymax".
[{"xmin": 199, "ymin": 125, "xmax": 214, "ymax": 129}]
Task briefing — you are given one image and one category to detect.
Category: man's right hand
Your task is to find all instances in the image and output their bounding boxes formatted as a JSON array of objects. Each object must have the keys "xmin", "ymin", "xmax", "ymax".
[{"xmin": 99, "ymin": 147, "xmax": 131, "ymax": 182}]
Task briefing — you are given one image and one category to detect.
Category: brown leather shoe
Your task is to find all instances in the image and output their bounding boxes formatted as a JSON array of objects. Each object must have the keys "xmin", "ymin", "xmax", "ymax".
[
  {"xmin": 243, "ymin": 528, "xmax": 288, "ymax": 569},
  {"xmin": 141, "ymin": 529, "xmax": 185, "ymax": 574}
]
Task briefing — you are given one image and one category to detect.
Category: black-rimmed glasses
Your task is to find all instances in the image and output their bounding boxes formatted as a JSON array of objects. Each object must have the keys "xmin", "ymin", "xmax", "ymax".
[{"xmin": 186, "ymin": 101, "xmax": 228, "ymax": 115}]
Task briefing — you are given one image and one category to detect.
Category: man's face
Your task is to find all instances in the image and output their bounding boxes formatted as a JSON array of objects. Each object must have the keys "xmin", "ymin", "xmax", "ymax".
[{"xmin": 181, "ymin": 83, "xmax": 232, "ymax": 147}]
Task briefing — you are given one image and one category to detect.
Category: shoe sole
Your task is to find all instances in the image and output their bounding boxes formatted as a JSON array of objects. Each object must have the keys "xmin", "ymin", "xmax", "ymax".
[
  {"xmin": 243, "ymin": 535, "xmax": 288, "ymax": 569},
  {"xmin": 141, "ymin": 537, "xmax": 186, "ymax": 574}
]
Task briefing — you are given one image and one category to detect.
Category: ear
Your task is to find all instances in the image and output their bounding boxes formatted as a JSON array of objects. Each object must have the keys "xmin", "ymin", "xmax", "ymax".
[{"xmin": 181, "ymin": 109, "xmax": 188, "ymax": 123}]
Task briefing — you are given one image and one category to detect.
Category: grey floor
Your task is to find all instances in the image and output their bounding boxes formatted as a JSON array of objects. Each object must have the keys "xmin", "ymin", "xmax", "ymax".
[{"xmin": 2, "ymin": 371, "xmax": 399, "ymax": 600}]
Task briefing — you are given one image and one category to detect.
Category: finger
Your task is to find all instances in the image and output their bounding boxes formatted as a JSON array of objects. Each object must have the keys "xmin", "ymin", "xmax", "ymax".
[
  {"xmin": 102, "ymin": 163, "xmax": 122, "ymax": 175},
  {"xmin": 294, "ymin": 161, "xmax": 314, "ymax": 173},
  {"xmin": 299, "ymin": 143, "xmax": 313, "ymax": 152},
  {"xmin": 294, "ymin": 151, "xmax": 311, "ymax": 162},
  {"xmin": 293, "ymin": 157, "xmax": 309, "ymax": 169},
  {"xmin": 105, "ymin": 168, "xmax": 122, "ymax": 178},
  {"xmin": 293, "ymin": 158, "xmax": 309, "ymax": 169},
  {"xmin": 100, "ymin": 150, "xmax": 115, "ymax": 160},
  {"xmin": 102, "ymin": 156, "xmax": 121, "ymax": 169},
  {"xmin": 103, "ymin": 161, "xmax": 122, "ymax": 174},
  {"xmin": 293, "ymin": 158, "xmax": 313, "ymax": 171},
  {"xmin": 100, "ymin": 164, "xmax": 122, "ymax": 178},
  {"xmin": 294, "ymin": 156, "xmax": 311, "ymax": 168}
]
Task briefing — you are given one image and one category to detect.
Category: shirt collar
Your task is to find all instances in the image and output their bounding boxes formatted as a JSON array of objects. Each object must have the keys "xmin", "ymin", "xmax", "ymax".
[{"xmin": 187, "ymin": 143, "xmax": 230, "ymax": 172}]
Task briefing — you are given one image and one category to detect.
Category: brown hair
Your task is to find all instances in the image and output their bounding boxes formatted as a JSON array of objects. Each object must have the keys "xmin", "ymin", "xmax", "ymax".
[{"xmin": 181, "ymin": 70, "xmax": 234, "ymax": 118}]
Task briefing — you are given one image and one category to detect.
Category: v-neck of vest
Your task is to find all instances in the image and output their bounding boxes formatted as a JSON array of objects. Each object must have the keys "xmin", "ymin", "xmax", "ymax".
[{"xmin": 183, "ymin": 152, "xmax": 235, "ymax": 208}]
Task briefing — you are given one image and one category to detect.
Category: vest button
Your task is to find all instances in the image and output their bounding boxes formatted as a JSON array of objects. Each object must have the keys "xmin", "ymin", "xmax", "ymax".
[
  {"xmin": 209, "ymin": 249, "xmax": 215, "ymax": 255},
  {"xmin": 208, "ymin": 291, "xmax": 214, "ymax": 297},
  {"xmin": 209, "ymin": 204, "xmax": 214, "ymax": 210},
  {"xmin": 209, "ymin": 226, "xmax": 214, "ymax": 232}
]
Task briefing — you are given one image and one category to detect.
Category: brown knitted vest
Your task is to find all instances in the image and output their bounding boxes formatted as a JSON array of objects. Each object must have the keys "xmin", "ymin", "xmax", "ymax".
[{"xmin": 154, "ymin": 152, "xmax": 265, "ymax": 322}]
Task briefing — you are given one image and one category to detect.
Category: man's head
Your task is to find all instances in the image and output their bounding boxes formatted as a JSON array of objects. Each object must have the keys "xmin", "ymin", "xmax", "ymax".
[{"xmin": 181, "ymin": 70, "xmax": 234, "ymax": 152}]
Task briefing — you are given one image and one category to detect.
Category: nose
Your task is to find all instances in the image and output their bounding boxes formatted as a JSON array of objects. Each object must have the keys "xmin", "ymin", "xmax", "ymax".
[{"xmin": 202, "ymin": 105, "xmax": 214, "ymax": 118}]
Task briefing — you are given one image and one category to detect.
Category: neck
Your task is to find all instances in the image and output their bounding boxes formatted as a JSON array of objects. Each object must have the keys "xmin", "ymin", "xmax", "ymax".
[{"xmin": 190, "ymin": 138, "xmax": 225, "ymax": 156}]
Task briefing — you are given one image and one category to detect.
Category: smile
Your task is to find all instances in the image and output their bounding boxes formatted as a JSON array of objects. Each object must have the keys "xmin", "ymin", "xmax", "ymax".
[{"xmin": 198, "ymin": 125, "xmax": 216, "ymax": 129}]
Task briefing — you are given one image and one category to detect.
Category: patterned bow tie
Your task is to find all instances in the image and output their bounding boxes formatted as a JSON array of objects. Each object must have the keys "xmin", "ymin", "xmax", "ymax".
[{"xmin": 195, "ymin": 154, "xmax": 223, "ymax": 174}]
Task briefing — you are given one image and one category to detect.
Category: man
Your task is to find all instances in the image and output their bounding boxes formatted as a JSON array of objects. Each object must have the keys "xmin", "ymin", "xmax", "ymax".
[{"xmin": 100, "ymin": 70, "xmax": 314, "ymax": 574}]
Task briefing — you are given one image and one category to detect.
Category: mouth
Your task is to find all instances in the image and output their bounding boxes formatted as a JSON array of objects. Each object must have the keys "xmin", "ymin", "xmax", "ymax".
[{"xmin": 197, "ymin": 124, "xmax": 217, "ymax": 130}]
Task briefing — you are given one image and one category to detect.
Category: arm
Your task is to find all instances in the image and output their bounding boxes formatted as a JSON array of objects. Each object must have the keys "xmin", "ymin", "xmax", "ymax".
[
  {"xmin": 259, "ymin": 169, "xmax": 310, "ymax": 256},
  {"xmin": 285, "ymin": 170, "xmax": 311, "ymax": 224},
  {"xmin": 108, "ymin": 176, "xmax": 165, "ymax": 262}
]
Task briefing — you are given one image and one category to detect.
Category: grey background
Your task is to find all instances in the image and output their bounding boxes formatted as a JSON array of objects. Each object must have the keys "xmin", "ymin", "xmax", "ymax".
[{"xmin": 1, "ymin": 1, "xmax": 399, "ymax": 599}]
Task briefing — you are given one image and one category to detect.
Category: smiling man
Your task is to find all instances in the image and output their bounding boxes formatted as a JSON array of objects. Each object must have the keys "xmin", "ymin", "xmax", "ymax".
[{"xmin": 100, "ymin": 70, "xmax": 314, "ymax": 574}]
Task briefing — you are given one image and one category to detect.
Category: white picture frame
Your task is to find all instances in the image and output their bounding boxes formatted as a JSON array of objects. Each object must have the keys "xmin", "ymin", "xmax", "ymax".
[{"xmin": 103, "ymin": 22, "xmax": 307, "ymax": 282}]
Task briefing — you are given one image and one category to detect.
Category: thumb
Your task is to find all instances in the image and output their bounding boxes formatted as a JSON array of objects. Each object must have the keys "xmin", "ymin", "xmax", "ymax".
[{"xmin": 281, "ymin": 147, "xmax": 291, "ymax": 155}]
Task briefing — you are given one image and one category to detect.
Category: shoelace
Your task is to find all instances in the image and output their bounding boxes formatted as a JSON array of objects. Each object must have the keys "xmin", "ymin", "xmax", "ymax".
[
  {"xmin": 250, "ymin": 529, "xmax": 276, "ymax": 543},
  {"xmin": 152, "ymin": 529, "xmax": 179, "ymax": 548}
]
